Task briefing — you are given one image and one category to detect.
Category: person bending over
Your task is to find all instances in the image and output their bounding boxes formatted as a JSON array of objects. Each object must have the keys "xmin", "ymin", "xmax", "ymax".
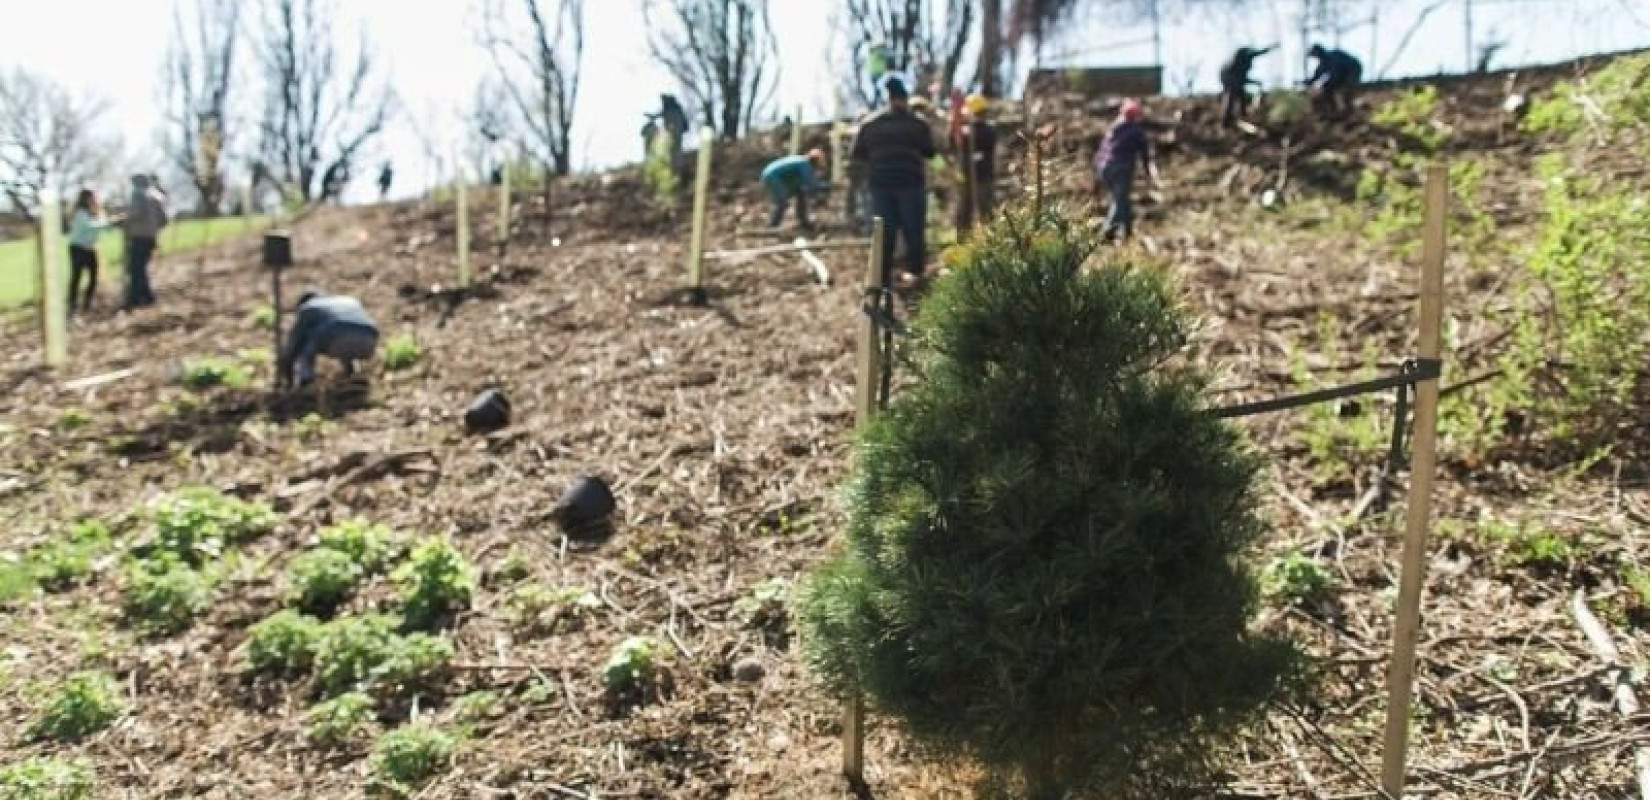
[{"xmin": 279, "ymin": 289, "xmax": 380, "ymax": 388}]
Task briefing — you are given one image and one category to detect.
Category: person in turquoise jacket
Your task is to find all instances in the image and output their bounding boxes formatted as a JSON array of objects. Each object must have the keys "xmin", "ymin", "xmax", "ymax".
[{"xmin": 760, "ymin": 149, "xmax": 826, "ymax": 229}]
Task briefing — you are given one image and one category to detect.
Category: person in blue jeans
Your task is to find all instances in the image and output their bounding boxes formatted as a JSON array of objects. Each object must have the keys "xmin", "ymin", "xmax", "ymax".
[
  {"xmin": 278, "ymin": 289, "xmax": 381, "ymax": 388},
  {"xmin": 1092, "ymin": 98, "xmax": 1159, "ymax": 242},
  {"xmin": 850, "ymin": 75, "xmax": 936, "ymax": 286},
  {"xmin": 760, "ymin": 149, "xmax": 826, "ymax": 229},
  {"xmin": 121, "ymin": 174, "xmax": 169, "ymax": 309}
]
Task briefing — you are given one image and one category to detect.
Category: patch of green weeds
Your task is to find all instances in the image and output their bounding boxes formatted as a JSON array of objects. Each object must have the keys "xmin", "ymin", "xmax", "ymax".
[
  {"xmin": 288, "ymin": 548, "xmax": 366, "ymax": 614},
  {"xmin": 1479, "ymin": 518, "xmax": 1574, "ymax": 571},
  {"xmin": 603, "ymin": 635, "xmax": 662, "ymax": 695},
  {"xmin": 246, "ymin": 609, "xmax": 325, "ymax": 674},
  {"xmin": 506, "ymin": 583, "xmax": 599, "ymax": 633},
  {"xmin": 317, "ymin": 520, "xmax": 396, "ymax": 573},
  {"xmin": 1260, "ymin": 552, "xmax": 1334, "ymax": 602},
  {"xmin": 369, "ymin": 721, "xmax": 455, "ymax": 796},
  {"xmin": 122, "ymin": 558, "xmax": 214, "ymax": 635},
  {"xmin": 313, "ymin": 614, "xmax": 453, "ymax": 697},
  {"xmin": 305, "ymin": 691, "xmax": 376, "ymax": 746},
  {"xmin": 382, "ymin": 334, "xmax": 422, "ymax": 372},
  {"xmin": 55, "ymin": 408, "xmax": 91, "ymax": 432},
  {"xmin": 452, "ymin": 690, "xmax": 501, "ymax": 725},
  {"xmin": 493, "ymin": 547, "xmax": 531, "ymax": 584},
  {"xmin": 146, "ymin": 487, "xmax": 276, "ymax": 566},
  {"xmin": 28, "ymin": 671, "xmax": 124, "ymax": 742},
  {"xmin": 732, "ymin": 577, "xmax": 791, "ymax": 627},
  {"xmin": 393, "ymin": 538, "xmax": 473, "ymax": 630},
  {"xmin": 249, "ymin": 304, "xmax": 277, "ymax": 330},
  {"xmin": 0, "ymin": 757, "xmax": 95, "ymax": 800},
  {"xmin": 180, "ymin": 357, "xmax": 252, "ymax": 390}
]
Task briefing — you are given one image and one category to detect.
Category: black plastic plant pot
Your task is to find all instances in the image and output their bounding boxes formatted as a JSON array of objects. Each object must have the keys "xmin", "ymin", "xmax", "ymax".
[
  {"xmin": 555, "ymin": 476, "xmax": 616, "ymax": 540},
  {"xmin": 464, "ymin": 388, "xmax": 512, "ymax": 434}
]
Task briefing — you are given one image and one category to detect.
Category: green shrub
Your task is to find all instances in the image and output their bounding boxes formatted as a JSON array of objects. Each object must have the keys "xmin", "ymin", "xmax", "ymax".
[
  {"xmin": 180, "ymin": 357, "xmax": 252, "ymax": 390},
  {"xmin": 0, "ymin": 757, "xmax": 94, "ymax": 800},
  {"xmin": 317, "ymin": 520, "xmax": 395, "ymax": 573},
  {"xmin": 603, "ymin": 636, "xmax": 662, "ymax": 695},
  {"xmin": 147, "ymin": 487, "xmax": 276, "ymax": 565},
  {"xmin": 642, "ymin": 129, "xmax": 680, "ymax": 201},
  {"xmin": 123, "ymin": 558, "xmax": 213, "ymax": 635},
  {"xmin": 288, "ymin": 548, "xmax": 366, "ymax": 613},
  {"xmin": 796, "ymin": 205, "xmax": 1297, "ymax": 799},
  {"xmin": 246, "ymin": 609, "xmax": 325, "ymax": 674},
  {"xmin": 370, "ymin": 721, "xmax": 455, "ymax": 796},
  {"xmin": 313, "ymin": 614, "xmax": 453, "ymax": 697},
  {"xmin": 1481, "ymin": 519, "xmax": 1574, "ymax": 571},
  {"xmin": 1370, "ymin": 85, "xmax": 1451, "ymax": 151},
  {"xmin": 55, "ymin": 408, "xmax": 91, "ymax": 431},
  {"xmin": 28, "ymin": 672, "xmax": 124, "ymax": 742},
  {"xmin": 506, "ymin": 583, "xmax": 599, "ymax": 632},
  {"xmin": 382, "ymin": 334, "xmax": 422, "ymax": 372},
  {"xmin": 30, "ymin": 521, "xmax": 111, "ymax": 591},
  {"xmin": 305, "ymin": 691, "xmax": 376, "ymax": 746},
  {"xmin": 393, "ymin": 538, "xmax": 473, "ymax": 630},
  {"xmin": 1523, "ymin": 53, "xmax": 1650, "ymax": 139},
  {"xmin": 1261, "ymin": 552, "xmax": 1335, "ymax": 602},
  {"xmin": 452, "ymin": 690, "xmax": 501, "ymax": 724}
]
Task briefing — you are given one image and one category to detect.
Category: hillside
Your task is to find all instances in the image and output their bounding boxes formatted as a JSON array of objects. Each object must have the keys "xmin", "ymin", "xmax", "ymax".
[{"xmin": 2, "ymin": 51, "xmax": 1649, "ymax": 799}]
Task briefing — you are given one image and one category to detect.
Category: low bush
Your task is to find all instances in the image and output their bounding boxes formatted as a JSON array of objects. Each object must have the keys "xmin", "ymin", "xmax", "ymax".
[
  {"xmin": 246, "ymin": 609, "xmax": 325, "ymax": 674},
  {"xmin": 0, "ymin": 757, "xmax": 94, "ymax": 800},
  {"xmin": 382, "ymin": 335, "xmax": 422, "ymax": 372},
  {"xmin": 123, "ymin": 558, "xmax": 213, "ymax": 635},
  {"xmin": 147, "ymin": 487, "xmax": 276, "ymax": 565},
  {"xmin": 317, "ymin": 520, "xmax": 396, "ymax": 573},
  {"xmin": 179, "ymin": 357, "xmax": 252, "ymax": 390},
  {"xmin": 287, "ymin": 548, "xmax": 366, "ymax": 613},
  {"xmin": 506, "ymin": 583, "xmax": 599, "ymax": 633},
  {"xmin": 28, "ymin": 672, "xmax": 124, "ymax": 742},
  {"xmin": 603, "ymin": 636, "xmax": 661, "ymax": 695},
  {"xmin": 1261, "ymin": 552, "xmax": 1335, "ymax": 602},
  {"xmin": 393, "ymin": 538, "xmax": 473, "ymax": 630},
  {"xmin": 370, "ymin": 721, "xmax": 456, "ymax": 795},
  {"xmin": 313, "ymin": 614, "xmax": 453, "ymax": 697},
  {"xmin": 305, "ymin": 691, "xmax": 376, "ymax": 746}
]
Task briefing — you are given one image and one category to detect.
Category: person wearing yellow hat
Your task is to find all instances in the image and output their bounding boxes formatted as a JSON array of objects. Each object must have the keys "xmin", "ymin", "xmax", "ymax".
[
  {"xmin": 760, "ymin": 148, "xmax": 827, "ymax": 230},
  {"xmin": 954, "ymin": 94, "xmax": 999, "ymax": 232}
]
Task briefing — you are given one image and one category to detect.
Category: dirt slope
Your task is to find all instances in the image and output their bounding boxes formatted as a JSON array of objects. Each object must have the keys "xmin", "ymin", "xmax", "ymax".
[{"xmin": 2, "ymin": 51, "xmax": 1648, "ymax": 799}]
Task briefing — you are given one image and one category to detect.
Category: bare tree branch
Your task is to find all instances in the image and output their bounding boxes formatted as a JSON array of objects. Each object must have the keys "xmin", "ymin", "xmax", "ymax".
[
  {"xmin": 162, "ymin": 0, "xmax": 240, "ymax": 216},
  {"xmin": 644, "ymin": 0, "xmax": 778, "ymax": 140},
  {"xmin": 254, "ymin": 0, "xmax": 393, "ymax": 203},
  {"xmin": 0, "ymin": 68, "xmax": 116, "ymax": 221},
  {"xmin": 480, "ymin": 0, "xmax": 585, "ymax": 176}
]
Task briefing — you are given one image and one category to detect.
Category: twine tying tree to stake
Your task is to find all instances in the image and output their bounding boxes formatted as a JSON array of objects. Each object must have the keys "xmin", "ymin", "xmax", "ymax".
[{"xmin": 1379, "ymin": 160, "xmax": 1449, "ymax": 798}]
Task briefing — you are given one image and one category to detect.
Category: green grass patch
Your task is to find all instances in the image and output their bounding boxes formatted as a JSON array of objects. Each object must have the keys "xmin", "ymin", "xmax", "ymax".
[
  {"xmin": 0, "ymin": 216, "xmax": 267, "ymax": 309},
  {"xmin": 0, "ymin": 757, "xmax": 95, "ymax": 800},
  {"xmin": 28, "ymin": 671, "xmax": 124, "ymax": 742}
]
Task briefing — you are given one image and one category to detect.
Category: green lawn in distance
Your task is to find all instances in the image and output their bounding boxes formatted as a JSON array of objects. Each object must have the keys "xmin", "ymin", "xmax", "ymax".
[{"xmin": 0, "ymin": 215, "xmax": 267, "ymax": 309}]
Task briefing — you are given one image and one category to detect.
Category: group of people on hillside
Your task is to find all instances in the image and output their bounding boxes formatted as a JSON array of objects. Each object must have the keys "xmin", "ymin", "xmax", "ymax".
[
  {"xmin": 751, "ymin": 40, "xmax": 1365, "ymax": 281},
  {"xmin": 63, "ymin": 174, "xmax": 171, "ymax": 313}
]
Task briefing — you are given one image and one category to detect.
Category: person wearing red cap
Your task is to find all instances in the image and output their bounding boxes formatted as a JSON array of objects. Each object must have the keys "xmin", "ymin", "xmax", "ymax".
[{"xmin": 1091, "ymin": 99, "xmax": 1159, "ymax": 242}]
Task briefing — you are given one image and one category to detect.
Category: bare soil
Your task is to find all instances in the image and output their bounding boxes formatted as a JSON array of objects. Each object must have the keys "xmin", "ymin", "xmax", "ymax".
[{"xmin": 2, "ymin": 52, "xmax": 1647, "ymax": 799}]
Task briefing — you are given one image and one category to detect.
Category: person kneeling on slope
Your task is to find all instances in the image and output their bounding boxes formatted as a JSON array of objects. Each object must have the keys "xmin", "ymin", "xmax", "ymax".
[
  {"xmin": 279, "ymin": 289, "xmax": 380, "ymax": 388},
  {"xmin": 761, "ymin": 149, "xmax": 827, "ymax": 230}
]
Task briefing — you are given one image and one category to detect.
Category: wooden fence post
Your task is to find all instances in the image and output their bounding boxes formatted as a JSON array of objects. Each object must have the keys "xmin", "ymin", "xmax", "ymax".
[
  {"xmin": 1379, "ymin": 161, "xmax": 1449, "ymax": 798},
  {"xmin": 791, "ymin": 104, "xmax": 804, "ymax": 156},
  {"xmin": 686, "ymin": 126, "xmax": 715, "ymax": 304},
  {"xmin": 38, "ymin": 189, "xmax": 67, "ymax": 367},
  {"xmin": 498, "ymin": 162, "xmax": 511, "ymax": 252},
  {"xmin": 843, "ymin": 216, "xmax": 887, "ymax": 786},
  {"xmin": 455, "ymin": 155, "xmax": 471, "ymax": 288}
]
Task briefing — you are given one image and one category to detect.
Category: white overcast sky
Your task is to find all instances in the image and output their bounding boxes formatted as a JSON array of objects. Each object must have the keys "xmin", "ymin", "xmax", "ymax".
[{"xmin": 0, "ymin": 0, "xmax": 1646, "ymax": 202}]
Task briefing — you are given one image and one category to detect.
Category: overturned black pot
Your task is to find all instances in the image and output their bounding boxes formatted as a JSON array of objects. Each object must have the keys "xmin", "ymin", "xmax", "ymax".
[
  {"xmin": 553, "ymin": 475, "xmax": 616, "ymax": 541},
  {"xmin": 464, "ymin": 388, "xmax": 512, "ymax": 434}
]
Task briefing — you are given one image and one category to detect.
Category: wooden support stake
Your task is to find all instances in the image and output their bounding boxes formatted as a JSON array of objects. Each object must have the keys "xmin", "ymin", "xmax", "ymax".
[
  {"xmin": 831, "ymin": 120, "xmax": 847, "ymax": 186},
  {"xmin": 843, "ymin": 216, "xmax": 886, "ymax": 786},
  {"xmin": 498, "ymin": 162, "xmax": 511, "ymax": 249},
  {"xmin": 38, "ymin": 189, "xmax": 67, "ymax": 367},
  {"xmin": 686, "ymin": 126, "xmax": 715, "ymax": 302},
  {"xmin": 1380, "ymin": 161, "xmax": 1449, "ymax": 799},
  {"xmin": 456, "ymin": 156, "xmax": 471, "ymax": 288},
  {"xmin": 790, "ymin": 104, "xmax": 804, "ymax": 155},
  {"xmin": 243, "ymin": 181, "xmax": 256, "ymax": 233}
]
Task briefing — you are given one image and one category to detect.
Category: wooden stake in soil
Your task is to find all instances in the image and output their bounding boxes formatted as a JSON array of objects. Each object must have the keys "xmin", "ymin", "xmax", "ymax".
[
  {"xmin": 686, "ymin": 126, "xmax": 715, "ymax": 304},
  {"xmin": 456, "ymin": 160, "xmax": 471, "ymax": 288},
  {"xmin": 38, "ymin": 189, "xmax": 67, "ymax": 367},
  {"xmin": 498, "ymin": 161, "xmax": 511, "ymax": 252},
  {"xmin": 843, "ymin": 216, "xmax": 887, "ymax": 786},
  {"xmin": 1379, "ymin": 161, "xmax": 1449, "ymax": 798},
  {"xmin": 790, "ymin": 104, "xmax": 804, "ymax": 156}
]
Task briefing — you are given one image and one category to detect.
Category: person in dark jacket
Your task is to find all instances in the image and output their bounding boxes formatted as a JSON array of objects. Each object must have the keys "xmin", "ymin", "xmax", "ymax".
[
  {"xmin": 760, "ymin": 149, "xmax": 826, "ymax": 229},
  {"xmin": 278, "ymin": 289, "xmax": 380, "ymax": 388},
  {"xmin": 1305, "ymin": 44, "xmax": 1363, "ymax": 117},
  {"xmin": 377, "ymin": 162, "xmax": 394, "ymax": 200},
  {"xmin": 850, "ymin": 75, "xmax": 936, "ymax": 285},
  {"xmin": 953, "ymin": 93, "xmax": 999, "ymax": 233},
  {"xmin": 1220, "ymin": 45, "xmax": 1274, "ymax": 126},
  {"xmin": 122, "ymin": 174, "xmax": 169, "ymax": 309},
  {"xmin": 1092, "ymin": 99, "xmax": 1159, "ymax": 242}
]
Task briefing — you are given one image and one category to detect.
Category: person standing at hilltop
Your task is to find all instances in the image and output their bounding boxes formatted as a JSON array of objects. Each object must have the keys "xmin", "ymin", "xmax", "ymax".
[
  {"xmin": 851, "ymin": 75, "xmax": 937, "ymax": 287},
  {"xmin": 121, "ymin": 174, "xmax": 169, "ymax": 310},
  {"xmin": 1220, "ymin": 45, "xmax": 1274, "ymax": 127},
  {"xmin": 1092, "ymin": 99, "xmax": 1159, "ymax": 243},
  {"xmin": 953, "ymin": 94, "xmax": 999, "ymax": 233},
  {"xmin": 1304, "ymin": 44, "xmax": 1364, "ymax": 118},
  {"xmin": 67, "ymin": 189, "xmax": 120, "ymax": 312}
]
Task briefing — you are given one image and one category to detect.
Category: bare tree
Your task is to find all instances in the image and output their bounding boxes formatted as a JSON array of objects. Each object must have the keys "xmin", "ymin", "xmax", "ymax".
[
  {"xmin": 465, "ymin": 78, "xmax": 516, "ymax": 181},
  {"xmin": 254, "ymin": 0, "xmax": 393, "ymax": 203},
  {"xmin": 841, "ymin": 0, "xmax": 973, "ymax": 106},
  {"xmin": 0, "ymin": 68, "xmax": 117, "ymax": 221},
  {"xmin": 644, "ymin": 0, "xmax": 779, "ymax": 140},
  {"xmin": 163, "ymin": 0, "xmax": 240, "ymax": 216},
  {"xmin": 979, "ymin": 0, "xmax": 1005, "ymax": 96},
  {"xmin": 480, "ymin": 0, "xmax": 584, "ymax": 177}
]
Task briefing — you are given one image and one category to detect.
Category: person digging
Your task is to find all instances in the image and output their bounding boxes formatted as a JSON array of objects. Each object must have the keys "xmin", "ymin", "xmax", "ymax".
[
  {"xmin": 1219, "ymin": 45, "xmax": 1274, "ymax": 127},
  {"xmin": 1304, "ymin": 44, "xmax": 1364, "ymax": 119},
  {"xmin": 278, "ymin": 288, "xmax": 381, "ymax": 389},
  {"xmin": 760, "ymin": 149, "xmax": 827, "ymax": 231},
  {"xmin": 850, "ymin": 75, "xmax": 937, "ymax": 289}
]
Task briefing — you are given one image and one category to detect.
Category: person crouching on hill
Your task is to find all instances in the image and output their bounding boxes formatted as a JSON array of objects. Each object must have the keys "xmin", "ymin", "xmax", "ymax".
[
  {"xmin": 760, "ymin": 149, "xmax": 827, "ymax": 230},
  {"xmin": 1092, "ymin": 99, "xmax": 1160, "ymax": 242},
  {"xmin": 279, "ymin": 289, "xmax": 380, "ymax": 389}
]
